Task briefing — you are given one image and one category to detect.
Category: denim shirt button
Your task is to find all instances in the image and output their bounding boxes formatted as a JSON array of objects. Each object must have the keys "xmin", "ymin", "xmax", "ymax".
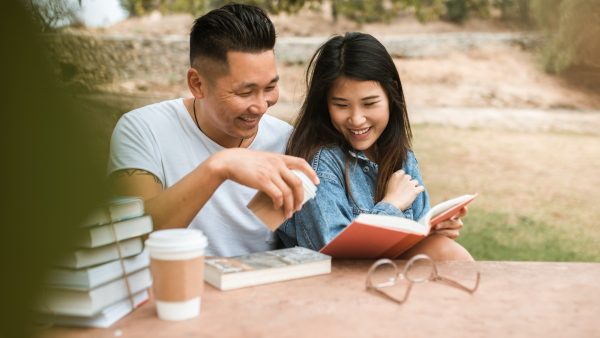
[{"xmin": 363, "ymin": 166, "xmax": 369, "ymax": 172}]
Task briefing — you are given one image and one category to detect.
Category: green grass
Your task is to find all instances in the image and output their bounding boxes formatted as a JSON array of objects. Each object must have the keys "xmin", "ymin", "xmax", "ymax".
[
  {"xmin": 458, "ymin": 207, "xmax": 600, "ymax": 262},
  {"xmin": 411, "ymin": 124, "xmax": 600, "ymax": 262}
]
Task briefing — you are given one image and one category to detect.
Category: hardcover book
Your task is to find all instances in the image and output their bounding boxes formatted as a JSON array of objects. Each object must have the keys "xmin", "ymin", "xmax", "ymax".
[
  {"xmin": 56, "ymin": 237, "xmax": 144, "ymax": 269},
  {"xmin": 37, "ymin": 289, "xmax": 149, "ymax": 328},
  {"xmin": 204, "ymin": 247, "xmax": 331, "ymax": 291},
  {"xmin": 320, "ymin": 194, "xmax": 478, "ymax": 258},
  {"xmin": 77, "ymin": 215, "xmax": 152, "ymax": 248},
  {"xmin": 46, "ymin": 250, "xmax": 150, "ymax": 290},
  {"xmin": 82, "ymin": 197, "xmax": 144, "ymax": 227},
  {"xmin": 39, "ymin": 268, "xmax": 152, "ymax": 317}
]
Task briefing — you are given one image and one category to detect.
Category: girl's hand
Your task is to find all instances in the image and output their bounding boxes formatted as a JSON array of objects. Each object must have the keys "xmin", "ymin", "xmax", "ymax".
[
  {"xmin": 430, "ymin": 206, "xmax": 468, "ymax": 239},
  {"xmin": 381, "ymin": 169, "xmax": 425, "ymax": 211}
]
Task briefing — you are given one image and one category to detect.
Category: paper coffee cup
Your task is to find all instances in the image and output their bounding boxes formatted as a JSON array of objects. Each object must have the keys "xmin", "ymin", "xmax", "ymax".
[
  {"xmin": 145, "ymin": 229, "xmax": 207, "ymax": 321},
  {"xmin": 247, "ymin": 170, "xmax": 317, "ymax": 230}
]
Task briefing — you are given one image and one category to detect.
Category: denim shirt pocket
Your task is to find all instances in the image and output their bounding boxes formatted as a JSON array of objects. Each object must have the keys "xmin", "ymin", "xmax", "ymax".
[
  {"xmin": 351, "ymin": 205, "xmax": 363, "ymax": 217},
  {"xmin": 403, "ymin": 207, "xmax": 414, "ymax": 220},
  {"xmin": 346, "ymin": 160, "xmax": 376, "ymax": 216},
  {"xmin": 300, "ymin": 222, "xmax": 319, "ymax": 251}
]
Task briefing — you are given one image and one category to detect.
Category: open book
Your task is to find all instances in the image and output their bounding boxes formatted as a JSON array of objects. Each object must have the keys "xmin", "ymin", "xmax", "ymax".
[{"xmin": 320, "ymin": 194, "xmax": 477, "ymax": 259}]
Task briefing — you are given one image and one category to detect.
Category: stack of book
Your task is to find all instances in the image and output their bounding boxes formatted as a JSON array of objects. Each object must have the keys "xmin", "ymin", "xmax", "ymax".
[{"xmin": 37, "ymin": 197, "xmax": 153, "ymax": 328}]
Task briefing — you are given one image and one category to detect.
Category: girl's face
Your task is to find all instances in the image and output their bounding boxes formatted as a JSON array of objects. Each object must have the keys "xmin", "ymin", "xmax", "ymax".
[{"xmin": 327, "ymin": 76, "xmax": 390, "ymax": 160}]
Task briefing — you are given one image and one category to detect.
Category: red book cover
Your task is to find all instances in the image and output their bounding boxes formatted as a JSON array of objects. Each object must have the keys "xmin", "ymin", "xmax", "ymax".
[{"xmin": 320, "ymin": 194, "xmax": 477, "ymax": 259}]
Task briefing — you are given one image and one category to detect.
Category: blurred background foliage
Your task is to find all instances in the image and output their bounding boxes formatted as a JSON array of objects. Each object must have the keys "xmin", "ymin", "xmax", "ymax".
[
  {"xmin": 24, "ymin": 0, "xmax": 599, "ymax": 139},
  {"xmin": 2, "ymin": 1, "xmax": 106, "ymax": 337},
  {"xmin": 25, "ymin": 0, "xmax": 600, "ymax": 78},
  {"xmin": 119, "ymin": 0, "xmax": 533, "ymax": 23},
  {"xmin": 531, "ymin": 0, "xmax": 600, "ymax": 75},
  {"xmin": 25, "ymin": 0, "xmax": 81, "ymax": 32},
  {"xmin": 110, "ymin": 0, "xmax": 600, "ymax": 78}
]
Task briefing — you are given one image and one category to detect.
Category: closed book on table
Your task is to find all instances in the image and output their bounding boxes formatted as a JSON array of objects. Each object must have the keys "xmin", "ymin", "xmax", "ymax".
[
  {"xmin": 77, "ymin": 215, "xmax": 153, "ymax": 248},
  {"xmin": 82, "ymin": 197, "xmax": 144, "ymax": 227},
  {"xmin": 37, "ymin": 289, "xmax": 149, "ymax": 328},
  {"xmin": 46, "ymin": 250, "xmax": 150, "ymax": 290},
  {"xmin": 39, "ymin": 268, "xmax": 152, "ymax": 317},
  {"xmin": 56, "ymin": 237, "xmax": 144, "ymax": 269},
  {"xmin": 204, "ymin": 247, "xmax": 331, "ymax": 291}
]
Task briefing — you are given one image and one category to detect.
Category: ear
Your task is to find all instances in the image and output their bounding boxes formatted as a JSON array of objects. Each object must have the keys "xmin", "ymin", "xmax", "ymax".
[{"xmin": 187, "ymin": 67, "xmax": 205, "ymax": 99}]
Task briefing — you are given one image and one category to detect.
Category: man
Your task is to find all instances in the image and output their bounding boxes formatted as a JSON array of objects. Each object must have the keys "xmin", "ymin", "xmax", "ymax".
[{"xmin": 108, "ymin": 4, "xmax": 318, "ymax": 257}]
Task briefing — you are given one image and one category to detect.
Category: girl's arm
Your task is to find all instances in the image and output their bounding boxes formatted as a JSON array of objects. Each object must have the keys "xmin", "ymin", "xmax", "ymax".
[
  {"xmin": 399, "ymin": 151, "xmax": 431, "ymax": 221},
  {"xmin": 402, "ymin": 151, "xmax": 464, "ymax": 239},
  {"xmin": 278, "ymin": 148, "xmax": 355, "ymax": 250},
  {"xmin": 277, "ymin": 149, "xmax": 429, "ymax": 251}
]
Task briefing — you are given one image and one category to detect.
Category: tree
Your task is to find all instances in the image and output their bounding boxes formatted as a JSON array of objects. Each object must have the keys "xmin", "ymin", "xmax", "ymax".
[
  {"xmin": 26, "ymin": 0, "xmax": 80, "ymax": 32},
  {"xmin": 532, "ymin": 0, "xmax": 600, "ymax": 76}
]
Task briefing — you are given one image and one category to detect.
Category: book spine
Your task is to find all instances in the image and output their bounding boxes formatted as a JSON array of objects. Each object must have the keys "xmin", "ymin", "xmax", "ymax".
[{"xmin": 382, "ymin": 234, "xmax": 425, "ymax": 258}]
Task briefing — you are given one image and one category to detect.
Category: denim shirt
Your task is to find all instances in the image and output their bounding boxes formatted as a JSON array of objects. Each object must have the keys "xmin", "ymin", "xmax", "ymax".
[{"xmin": 277, "ymin": 146, "xmax": 431, "ymax": 251}]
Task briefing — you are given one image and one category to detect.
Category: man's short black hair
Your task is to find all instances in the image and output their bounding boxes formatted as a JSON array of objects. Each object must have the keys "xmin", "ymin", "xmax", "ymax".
[{"xmin": 189, "ymin": 3, "xmax": 276, "ymax": 71}]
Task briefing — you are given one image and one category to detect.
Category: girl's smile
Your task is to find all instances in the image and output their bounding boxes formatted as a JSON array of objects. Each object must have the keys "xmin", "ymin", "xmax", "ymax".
[{"xmin": 327, "ymin": 76, "xmax": 389, "ymax": 160}]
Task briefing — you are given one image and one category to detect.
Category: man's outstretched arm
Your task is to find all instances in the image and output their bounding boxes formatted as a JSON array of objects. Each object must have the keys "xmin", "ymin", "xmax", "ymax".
[{"xmin": 110, "ymin": 148, "xmax": 319, "ymax": 230}]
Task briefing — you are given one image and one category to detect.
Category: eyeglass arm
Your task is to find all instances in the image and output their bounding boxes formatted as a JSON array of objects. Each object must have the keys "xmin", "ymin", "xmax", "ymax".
[
  {"xmin": 367, "ymin": 282, "xmax": 413, "ymax": 304},
  {"xmin": 434, "ymin": 271, "xmax": 481, "ymax": 293}
]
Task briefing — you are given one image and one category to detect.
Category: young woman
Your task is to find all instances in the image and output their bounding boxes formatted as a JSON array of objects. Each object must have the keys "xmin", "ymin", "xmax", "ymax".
[{"xmin": 278, "ymin": 32, "xmax": 473, "ymax": 260}]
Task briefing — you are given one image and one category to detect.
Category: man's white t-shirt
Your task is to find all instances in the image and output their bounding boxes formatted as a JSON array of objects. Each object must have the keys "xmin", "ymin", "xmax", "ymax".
[{"xmin": 108, "ymin": 98, "xmax": 293, "ymax": 257}]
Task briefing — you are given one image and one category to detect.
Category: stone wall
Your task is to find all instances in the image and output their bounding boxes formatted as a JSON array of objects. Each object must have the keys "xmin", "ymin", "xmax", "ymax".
[
  {"xmin": 45, "ymin": 33, "xmax": 189, "ymax": 88},
  {"xmin": 45, "ymin": 32, "xmax": 539, "ymax": 88}
]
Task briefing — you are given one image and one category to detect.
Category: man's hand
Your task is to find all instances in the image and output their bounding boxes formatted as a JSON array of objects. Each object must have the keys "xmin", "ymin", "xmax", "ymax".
[
  {"xmin": 429, "ymin": 206, "xmax": 468, "ymax": 239},
  {"xmin": 207, "ymin": 148, "xmax": 319, "ymax": 219}
]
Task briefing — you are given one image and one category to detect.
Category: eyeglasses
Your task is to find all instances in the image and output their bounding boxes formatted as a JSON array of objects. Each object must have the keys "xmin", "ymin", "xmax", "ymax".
[{"xmin": 365, "ymin": 254, "xmax": 480, "ymax": 304}]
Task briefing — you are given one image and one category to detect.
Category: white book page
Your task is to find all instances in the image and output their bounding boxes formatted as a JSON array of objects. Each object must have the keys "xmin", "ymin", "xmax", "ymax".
[
  {"xmin": 418, "ymin": 194, "xmax": 476, "ymax": 227},
  {"xmin": 356, "ymin": 214, "xmax": 428, "ymax": 235}
]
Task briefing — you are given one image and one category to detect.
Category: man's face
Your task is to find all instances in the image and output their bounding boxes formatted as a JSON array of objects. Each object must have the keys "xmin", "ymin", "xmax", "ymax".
[{"xmin": 200, "ymin": 50, "xmax": 279, "ymax": 147}]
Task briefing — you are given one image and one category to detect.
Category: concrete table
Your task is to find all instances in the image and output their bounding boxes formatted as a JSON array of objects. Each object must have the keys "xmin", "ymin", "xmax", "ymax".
[{"xmin": 40, "ymin": 260, "xmax": 600, "ymax": 338}]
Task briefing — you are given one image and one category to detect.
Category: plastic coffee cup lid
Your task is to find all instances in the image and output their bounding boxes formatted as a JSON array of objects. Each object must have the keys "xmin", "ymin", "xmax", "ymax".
[
  {"xmin": 292, "ymin": 170, "xmax": 317, "ymax": 200},
  {"xmin": 145, "ymin": 228, "xmax": 207, "ymax": 254}
]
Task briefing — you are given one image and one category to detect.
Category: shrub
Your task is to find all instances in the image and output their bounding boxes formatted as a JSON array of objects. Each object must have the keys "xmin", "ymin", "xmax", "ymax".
[{"xmin": 531, "ymin": 0, "xmax": 600, "ymax": 75}]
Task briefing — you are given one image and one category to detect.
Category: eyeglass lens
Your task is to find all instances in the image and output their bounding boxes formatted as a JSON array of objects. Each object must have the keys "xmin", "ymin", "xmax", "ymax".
[
  {"xmin": 368, "ymin": 259, "xmax": 399, "ymax": 288},
  {"xmin": 404, "ymin": 254, "xmax": 436, "ymax": 283}
]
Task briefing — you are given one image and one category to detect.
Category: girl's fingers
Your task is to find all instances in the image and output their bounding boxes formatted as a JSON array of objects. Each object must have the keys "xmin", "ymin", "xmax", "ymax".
[
  {"xmin": 434, "ymin": 229, "xmax": 459, "ymax": 239},
  {"xmin": 436, "ymin": 219, "xmax": 463, "ymax": 231}
]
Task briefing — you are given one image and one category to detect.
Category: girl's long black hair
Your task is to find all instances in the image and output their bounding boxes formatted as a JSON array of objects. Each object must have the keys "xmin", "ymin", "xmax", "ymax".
[{"xmin": 286, "ymin": 32, "xmax": 412, "ymax": 202}]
